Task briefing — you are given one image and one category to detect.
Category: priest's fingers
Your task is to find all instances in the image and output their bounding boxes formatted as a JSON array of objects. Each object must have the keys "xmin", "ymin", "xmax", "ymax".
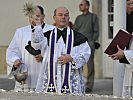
[
  {"xmin": 117, "ymin": 45, "xmax": 122, "ymax": 51},
  {"xmin": 57, "ymin": 58, "xmax": 63, "ymax": 63},
  {"xmin": 30, "ymin": 17, "xmax": 36, "ymax": 26},
  {"xmin": 58, "ymin": 56, "xmax": 64, "ymax": 61},
  {"xmin": 35, "ymin": 58, "xmax": 42, "ymax": 62},
  {"xmin": 58, "ymin": 55, "xmax": 72, "ymax": 64},
  {"xmin": 111, "ymin": 55, "xmax": 120, "ymax": 60},
  {"xmin": 61, "ymin": 61, "xmax": 65, "ymax": 65},
  {"xmin": 57, "ymin": 57, "xmax": 65, "ymax": 64},
  {"xmin": 58, "ymin": 57, "xmax": 67, "ymax": 64},
  {"xmin": 57, "ymin": 60, "xmax": 64, "ymax": 65},
  {"xmin": 60, "ymin": 60, "xmax": 67, "ymax": 65},
  {"xmin": 31, "ymin": 17, "xmax": 41, "ymax": 26},
  {"xmin": 63, "ymin": 55, "xmax": 73, "ymax": 63},
  {"xmin": 34, "ymin": 15, "xmax": 41, "ymax": 26},
  {"xmin": 34, "ymin": 54, "xmax": 43, "ymax": 62},
  {"xmin": 112, "ymin": 57, "xmax": 117, "ymax": 60},
  {"xmin": 35, "ymin": 19, "xmax": 41, "ymax": 26},
  {"xmin": 108, "ymin": 54, "xmax": 116, "ymax": 60},
  {"xmin": 14, "ymin": 59, "xmax": 22, "ymax": 67}
]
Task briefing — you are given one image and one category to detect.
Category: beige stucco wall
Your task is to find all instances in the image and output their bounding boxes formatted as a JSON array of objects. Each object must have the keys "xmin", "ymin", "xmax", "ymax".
[
  {"xmin": 0, "ymin": 46, "xmax": 7, "ymax": 74},
  {"xmin": 92, "ymin": 0, "xmax": 103, "ymax": 78}
]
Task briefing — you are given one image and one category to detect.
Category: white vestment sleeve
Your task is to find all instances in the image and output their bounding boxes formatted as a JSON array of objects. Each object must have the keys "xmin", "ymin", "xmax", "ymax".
[
  {"xmin": 70, "ymin": 41, "xmax": 91, "ymax": 69},
  {"xmin": 124, "ymin": 50, "xmax": 133, "ymax": 65},
  {"xmin": 6, "ymin": 29, "xmax": 21, "ymax": 76}
]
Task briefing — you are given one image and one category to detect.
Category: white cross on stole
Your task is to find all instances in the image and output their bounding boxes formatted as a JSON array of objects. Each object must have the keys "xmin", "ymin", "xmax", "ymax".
[
  {"xmin": 61, "ymin": 85, "xmax": 70, "ymax": 93},
  {"xmin": 48, "ymin": 83, "xmax": 55, "ymax": 92}
]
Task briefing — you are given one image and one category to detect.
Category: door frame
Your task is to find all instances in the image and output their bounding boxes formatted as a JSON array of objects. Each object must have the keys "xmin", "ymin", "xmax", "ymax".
[{"xmin": 102, "ymin": 0, "xmax": 115, "ymax": 78}]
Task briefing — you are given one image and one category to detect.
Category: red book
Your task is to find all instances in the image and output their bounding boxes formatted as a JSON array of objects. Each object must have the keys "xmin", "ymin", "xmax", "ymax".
[{"xmin": 104, "ymin": 29, "xmax": 133, "ymax": 55}]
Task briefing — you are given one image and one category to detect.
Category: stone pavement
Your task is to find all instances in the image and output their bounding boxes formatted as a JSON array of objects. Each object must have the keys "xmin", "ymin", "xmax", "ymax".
[
  {"xmin": 0, "ymin": 74, "xmax": 112, "ymax": 95},
  {"xmin": 0, "ymin": 91, "xmax": 131, "ymax": 100},
  {"xmin": 0, "ymin": 75, "xmax": 132, "ymax": 100}
]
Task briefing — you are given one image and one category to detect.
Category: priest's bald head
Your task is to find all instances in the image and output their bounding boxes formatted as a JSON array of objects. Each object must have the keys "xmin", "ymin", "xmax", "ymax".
[{"xmin": 53, "ymin": 7, "xmax": 70, "ymax": 28}]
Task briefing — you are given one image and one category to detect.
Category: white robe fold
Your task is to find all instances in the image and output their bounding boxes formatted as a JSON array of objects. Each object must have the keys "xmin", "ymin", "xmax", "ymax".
[
  {"xmin": 6, "ymin": 24, "xmax": 54, "ymax": 92},
  {"xmin": 122, "ymin": 38, "xmax": 133, "ymax": 97}
]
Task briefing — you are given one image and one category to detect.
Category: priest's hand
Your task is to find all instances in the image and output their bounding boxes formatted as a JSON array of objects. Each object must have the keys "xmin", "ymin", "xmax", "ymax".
[
  {"xmin": 109, "ymin": 45, "xmax": 124, "ymax": 60},
  {"xmin": 34, "ymin": 54, "xmax": 43, "ymax": 62},
  {"xmin": 30, "ymin": 14, "xmax": 42, "ymax": 26},
  {"xmin": 58, "ymin": 54, "xmax": 73, "ymax": 65},
  {"xmin": 14, "ymin": 59, "xmax": 23, "ymax": 68}
]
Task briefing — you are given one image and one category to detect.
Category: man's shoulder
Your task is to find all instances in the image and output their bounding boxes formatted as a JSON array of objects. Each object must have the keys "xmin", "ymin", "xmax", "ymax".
[
  {"xmin": 44, "ymin": 30, "xmax": 52, "ymax": 34},
  {"xmin": 13, "ymin": 25, "xmax": 30, "ymax": 37},
  {"xmin": 73, "ymin": 30, "xmax": 88, "ymax": 46},
  {"xmin": 73, "ymin": 30, "xmax": 87, "ymax": 39},
  {"xmin": 76, "ymin": 14, "xmax": 83, "ymax": 18},
  {"xmin": 89, "ymin": 12, "xmax": 98, "ymax": 18},
  {"xmin": 16, "ymin": 25, "xmax": 30, "ymax": 31},
  {"xmin": 43, "ymin": 30, "xmax": 52, "ymax": 38}
]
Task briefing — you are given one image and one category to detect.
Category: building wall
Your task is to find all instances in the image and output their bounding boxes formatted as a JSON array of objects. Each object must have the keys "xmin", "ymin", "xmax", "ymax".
[
  {"xmin": 0, "ymin": 46, "xmax": 7, "ymax": 74},
  {"xmin": 92, "ymin": 0, "xmax": 103, "ymax": 78}
]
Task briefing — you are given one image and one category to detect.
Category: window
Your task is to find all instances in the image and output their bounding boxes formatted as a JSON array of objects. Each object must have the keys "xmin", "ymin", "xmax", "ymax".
[{"xmin": 108, "ymin": 0, "xmax": 114, "ymax": 39}]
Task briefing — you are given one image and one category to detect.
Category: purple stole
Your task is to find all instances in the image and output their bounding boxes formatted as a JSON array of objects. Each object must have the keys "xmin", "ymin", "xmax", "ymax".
[{"xmin": 46, "ymin": 27, "xmax": 73, "ymax": 94}]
